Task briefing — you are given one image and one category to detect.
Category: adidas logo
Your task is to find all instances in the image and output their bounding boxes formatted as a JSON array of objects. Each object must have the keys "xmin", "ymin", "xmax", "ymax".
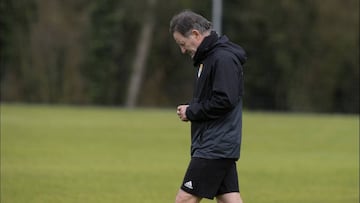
[{"xmin": 184, "ymin": 181, "xmax": 193, "ymax": 189}]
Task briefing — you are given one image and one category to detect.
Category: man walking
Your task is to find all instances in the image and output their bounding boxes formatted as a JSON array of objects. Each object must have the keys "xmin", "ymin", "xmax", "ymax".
[{"xmin": 170, "ymin": 10, "xmax": 247, "ymax": 203}]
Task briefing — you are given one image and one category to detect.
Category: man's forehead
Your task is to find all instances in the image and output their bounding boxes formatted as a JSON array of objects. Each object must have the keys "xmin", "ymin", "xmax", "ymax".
[
  {"xmin": 173, "ymin": 32, "xmax": 186, "ymax": 39},
  {"xmin": 173, "ymin": 32, "xmax": 188, "ymax": 43}
]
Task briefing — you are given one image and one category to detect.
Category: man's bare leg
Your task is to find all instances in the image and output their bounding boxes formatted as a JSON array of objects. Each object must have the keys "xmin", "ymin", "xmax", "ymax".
[
  {"xmin": 216, "ymin": 192, "xmax": 243, "ymax": 203},
  {"xmin": 175, "ymin": 189, "xmax": 202, "ymax": 203}
]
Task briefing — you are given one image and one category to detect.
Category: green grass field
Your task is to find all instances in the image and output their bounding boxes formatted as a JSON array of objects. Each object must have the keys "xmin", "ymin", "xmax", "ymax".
[{"xmin": 1, "ymin": 104, "xmax": 358, "ymax": 203}]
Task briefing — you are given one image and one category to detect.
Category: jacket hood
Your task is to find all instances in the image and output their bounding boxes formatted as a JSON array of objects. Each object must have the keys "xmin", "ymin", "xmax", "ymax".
[{"xmin": 193, "ymin": 31, "xmax": 247, "ymax": 66}]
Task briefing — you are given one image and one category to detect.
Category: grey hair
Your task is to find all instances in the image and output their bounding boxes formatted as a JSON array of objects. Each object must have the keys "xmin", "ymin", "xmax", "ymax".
[{"xmin": 169, "ymin": 10, "xmax": 212, "ymax": 36}]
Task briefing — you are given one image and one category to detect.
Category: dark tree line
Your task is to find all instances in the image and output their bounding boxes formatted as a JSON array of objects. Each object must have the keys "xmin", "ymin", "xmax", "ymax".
[{"xmin": 1, "ymin": 0, "xmax": 359, "ymax": 113}]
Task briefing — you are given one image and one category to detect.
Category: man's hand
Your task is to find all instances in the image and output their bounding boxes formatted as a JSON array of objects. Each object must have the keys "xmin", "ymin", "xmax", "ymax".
[{"xmin": 177, "ymin": 105, "xmax": 189, "ymax": 122}]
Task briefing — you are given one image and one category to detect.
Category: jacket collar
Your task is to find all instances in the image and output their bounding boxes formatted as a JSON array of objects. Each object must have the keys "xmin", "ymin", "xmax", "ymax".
[{"xmin": 193, "ymin": 31, "xmax": 219, "ymax": 66}]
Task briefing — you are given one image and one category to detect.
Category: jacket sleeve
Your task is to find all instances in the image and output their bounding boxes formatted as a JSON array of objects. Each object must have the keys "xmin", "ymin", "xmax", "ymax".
[{"xmin": 186, "ymin": 54, "xmax": 242, "ymax": 121}]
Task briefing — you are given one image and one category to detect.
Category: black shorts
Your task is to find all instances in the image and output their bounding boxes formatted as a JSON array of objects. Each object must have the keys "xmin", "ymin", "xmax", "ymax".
[{"xmin": 180, "ymin": 157, "xmax": 239, "ymax": 199}]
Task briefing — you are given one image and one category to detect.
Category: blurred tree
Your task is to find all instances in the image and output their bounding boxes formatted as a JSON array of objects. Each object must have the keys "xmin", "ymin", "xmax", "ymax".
[
  {"xmin": 81, "ymin": 0, "xmax": 141, "ymax": 105},
  {"xmin": 0, "ymin": 0, "xmax": 358, "ymax": 113},
  {"xmin": 126, "ymin": 0, "xmax": 157, "ymax": 108},
  {"xmin": 28, "ymin": 0, "xmax": 89, "ymax": 103},
  {"xmin": 309, "ymin": 0, "xmax": 359, "ymax": 113},
  {"xmin": 0, "ymin": 0, "xmax": 37, "ymax": 101},
  {"xmin": 1, "ymin": 0, "xmax": 90, "ymax": 103},
  {"xmin": 223, "ymin": 0, "xmax": 359, "ymax": 113},
  {"xmin": 224, "ymin": 0, "xmax": 318, "ymax": 111}
]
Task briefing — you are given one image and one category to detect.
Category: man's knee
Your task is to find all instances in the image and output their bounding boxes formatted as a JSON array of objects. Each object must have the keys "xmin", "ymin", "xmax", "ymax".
[
  {"xmin": 175, "ymin": 189, "xmax": 201, "ymax": 203},
  {"xmin": 216, "ymin": 192, "xmax": 243, "ymax": 203}
]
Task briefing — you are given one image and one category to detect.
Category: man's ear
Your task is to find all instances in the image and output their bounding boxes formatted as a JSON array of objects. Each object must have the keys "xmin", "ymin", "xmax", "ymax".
[{"xmin": 190, "ymin": 29, "xmax": 202, "ymax": 40}]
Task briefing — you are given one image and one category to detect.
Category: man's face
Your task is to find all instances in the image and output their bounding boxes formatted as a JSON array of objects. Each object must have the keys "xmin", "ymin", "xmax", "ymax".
[{"xmin": 173, "ymin": 30, "xmax": 202, "ymax": 58}]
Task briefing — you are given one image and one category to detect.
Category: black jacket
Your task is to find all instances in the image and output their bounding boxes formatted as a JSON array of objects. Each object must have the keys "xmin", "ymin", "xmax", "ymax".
[{"xmin": 185, "ymin": 31, "xmax": 247, "ymax": 160}]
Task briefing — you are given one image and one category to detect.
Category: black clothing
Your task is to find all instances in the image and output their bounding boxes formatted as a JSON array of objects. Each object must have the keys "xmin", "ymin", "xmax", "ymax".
[
  {"xmin": 181, "ymin": 157, "xmax": 239, "ymax": 199},
  {"xmin": 186, "ymin": 31, "xmax": 247, "ymax": 159}
]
